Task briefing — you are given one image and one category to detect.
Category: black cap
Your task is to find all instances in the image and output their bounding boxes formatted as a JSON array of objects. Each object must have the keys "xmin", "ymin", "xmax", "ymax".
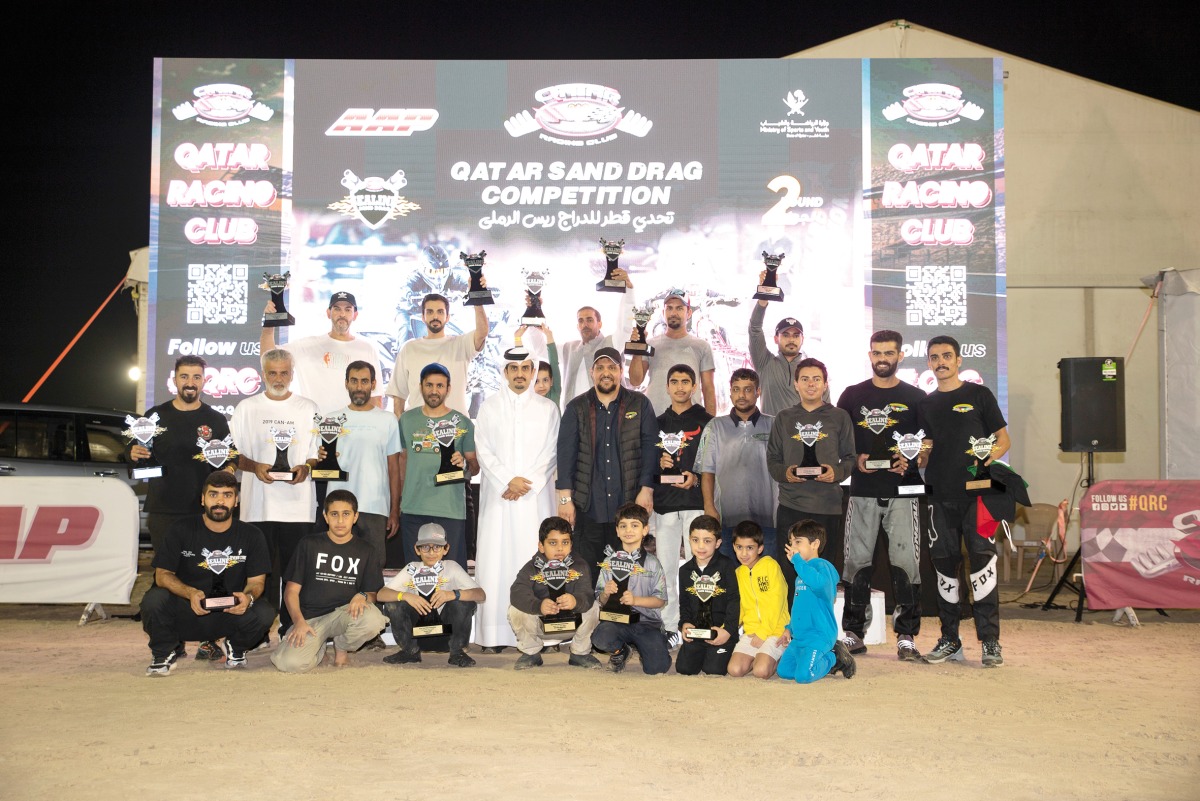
[
  {"xmin": 419, "ymin": 362, "xmax": 450, "ymax": 382},
  {"xmin": 592, "ymin": 346, "xmax": 622, "ymax": 367},
  {"xmin": 775, "ymin": 317, "xmax": 804, "ymax": 335},
  {"xmin": 329, "ymin": 291, "xmax": 357, "ymax": 309}
]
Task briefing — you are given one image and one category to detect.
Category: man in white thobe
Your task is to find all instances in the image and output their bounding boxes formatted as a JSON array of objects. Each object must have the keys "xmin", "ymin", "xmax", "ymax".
[{"xmin": 473, "ymin": 341, "xmax": 561, "ymax": 651}]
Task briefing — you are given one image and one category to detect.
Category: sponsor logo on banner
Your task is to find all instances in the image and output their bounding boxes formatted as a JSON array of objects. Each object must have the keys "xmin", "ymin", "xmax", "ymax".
[
  {"xmin": 328, "ymin": 169, "xmax": 420, "ymax": 229},
  {"xmin": 167, "ymin": 366, "xmax": 261, "ymax": 399},
  {"xmin": 902, "ymin": 340, "xmax": 987, "ymax": 359},
  {"xmin": 171, "ymin": 83, "xmax": 274, "ymax": 127},
  {"xmin": 0, "ymin": 505, "xmax": 102, "ymax": 562},
  {"xmin": 505, "ymin": 83, "xmax": 653, "ymax": 145},
  {"xmin": 759, "ymin": 89, "xmax": 830, "ymax": 139},
  {"xmin": 326, "ymin": 108, "xmax": 439, "ymax": 136},
  {"xmin": 882, "ymin": 83, "xmax": 985, "ymax": 127}
]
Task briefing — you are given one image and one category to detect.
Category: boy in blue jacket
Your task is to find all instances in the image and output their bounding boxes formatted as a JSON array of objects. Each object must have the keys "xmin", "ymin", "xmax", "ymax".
[{"xmin": 777, "ymin": 519, "xmax": 856, "ymax": 683}]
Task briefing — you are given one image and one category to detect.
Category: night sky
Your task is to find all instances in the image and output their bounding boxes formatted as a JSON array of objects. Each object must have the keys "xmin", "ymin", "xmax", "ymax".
[{"xmin": 10, "ymin": 2, "xmax": 1195, "ymax": 413}]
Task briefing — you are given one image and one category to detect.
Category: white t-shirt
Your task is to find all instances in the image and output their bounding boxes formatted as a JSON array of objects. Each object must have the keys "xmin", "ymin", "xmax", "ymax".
[
  {"xmin": 230, "ymin": 392, "xmax": 320, "ymax": 523},
  {"xmin": 323, "ymin": 405, "xmax": 402, "ymax": 517},
  {"xmin": 386, "ymin": 333, "xmax": 479, "ymax": 414},
  {"xmin": 283, "ymin": 334, "xmax": 383, "ymax": 415}
]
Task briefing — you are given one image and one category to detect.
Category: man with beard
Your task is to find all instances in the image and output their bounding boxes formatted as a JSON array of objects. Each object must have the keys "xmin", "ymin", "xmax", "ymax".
[
  {"xmin": 139, "ymin": 471, "xmax": 274, "ymax": 676},
  {"xmin": 918, "ymin": 335, "xmax": 1010, "ymax": 668},
  {"xmin": 397, "ymin": 363, "xmax": 478, "ymax": 570},
  {"xmin": 231, "ymin": 349, "xmax": 321, "ymax": 636},
  {"xmin": 319, "ymin": 361, "xmax": 402, "ymax": 567},
  {"xmin": 473, "ymin": 342, "xmax": 560, "ymax": 652},
  {"xmin": 748, "ymin": 311, "xmax": 811, "ymax": 417},
  {"xmin": 558, "ymin": 268, "xmax": 635, "ymax": 407},
  {"xmin": 387, "ymin": 293, "xmax": 488, "ymax": 417},
  {"xmin": 835, "ymin": 331, "xmax": 928, "ymax": 661},
  {"xmin": 261, "ymin": 291, "xmax": 383, "ymax": 414},
  {"xmin": 627, "ymin": 289, "xmax": 716, "ymax": 416},
  {"xmin": 556, "ymin": 347, "xmax": 658, "ymax": 574}
]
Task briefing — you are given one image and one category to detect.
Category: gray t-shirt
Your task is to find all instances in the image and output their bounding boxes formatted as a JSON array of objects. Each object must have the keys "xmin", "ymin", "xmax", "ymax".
[
  {"xmin": 694, "ymin": 410, "xmax": 778, "ymax": 529},
  {"xmin": 640, "ymin": 333, "xmax": 715, "ymax": 414}
]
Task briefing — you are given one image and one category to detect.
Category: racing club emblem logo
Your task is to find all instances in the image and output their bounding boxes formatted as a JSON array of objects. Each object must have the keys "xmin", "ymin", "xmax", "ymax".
[
  {"xmin": 328, "ymin": 169, "xmax": 420, "ymax": 229},
  {"xmin": 505, "ymin": 83, "xmax": 653, "ymax": 145},
  {"xmin": 882, "ymin": 83, "xmax": 984, "ymax": 127},
  {"xmin": 172, "ymin": 83, "xmax": 274, "ymax": 127}
]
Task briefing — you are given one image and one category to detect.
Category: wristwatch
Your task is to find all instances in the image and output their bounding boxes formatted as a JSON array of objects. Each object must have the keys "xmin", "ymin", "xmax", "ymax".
[
  {"xmin": 558, "ymin": 496, "xmax": 571, "ymax": 506},
  {"xmin": 453, "ymin": 589, "xmax": 461, "ymax": 601}
]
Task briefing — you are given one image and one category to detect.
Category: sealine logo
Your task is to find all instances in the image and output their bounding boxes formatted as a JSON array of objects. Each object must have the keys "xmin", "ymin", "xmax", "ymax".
[
  {"xmin": 760, "ymin": 88, "xmax": 830, "ymax": 139},
  {"xmin": 882, "ymin": 83, "xmax": 984, "ymax": 127},
  {"xmin": 328, "ymin": 169, "xmax": 420, "ymax": 229},
  {"xmin": 172, "ymin": 84, "xmax": 274, "ymax": 127},
  {"xmin": 505, "ymin": 83, "xmax": 653, "ymax": 145},
  {"xmin": 326, "ymin": 108, "xmax": 439, "ymax": 136}
]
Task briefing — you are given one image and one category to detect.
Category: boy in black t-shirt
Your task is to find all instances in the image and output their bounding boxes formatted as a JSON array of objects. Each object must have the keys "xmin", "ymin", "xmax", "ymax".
[
  {"xmin": 271, "ymin": 490, "xmax": 386, "ymax": 673},
  {"xmin": 675, "ymin": 515, "xmax": 740, "ymax": 676},
  {"xmin": 140, "ymin": 471, "xmax": 274, "ymax": 676},
  {"xmin": 918, "ymin": 336, "xmax": 1010, "ymax": 668}
]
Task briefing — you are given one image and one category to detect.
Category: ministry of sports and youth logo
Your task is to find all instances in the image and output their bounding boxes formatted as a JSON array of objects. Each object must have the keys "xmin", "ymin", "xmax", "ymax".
[{"xmin": 760, "ymin": 88, "xmax": 830, "ymax": 139}]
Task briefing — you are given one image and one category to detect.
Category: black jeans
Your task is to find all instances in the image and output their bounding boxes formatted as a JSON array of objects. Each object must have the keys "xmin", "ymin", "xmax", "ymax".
[
  {"xmin": 140, "ymin": 586, "xmax": 275, "ymax": 660},
  {"xmin": 675, "ymin": 632, "xmax": 738, "ymax": 676},
  {"xmin": 383, "ymin": 599, "xmax": 476, "ymax": 655}
]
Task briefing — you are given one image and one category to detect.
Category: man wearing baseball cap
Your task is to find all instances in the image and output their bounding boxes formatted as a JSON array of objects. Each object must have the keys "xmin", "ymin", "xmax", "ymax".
[
  {"xmin": 749, "ymin": 292, "xmax": 812, "ymax": 416},
  {"xmin": 261, "ymin": 290, "xmax": 383, "ymax": 415},
  {"xmin": 556, "ymin": 347, "xmax": 659, "ymax": 573}
]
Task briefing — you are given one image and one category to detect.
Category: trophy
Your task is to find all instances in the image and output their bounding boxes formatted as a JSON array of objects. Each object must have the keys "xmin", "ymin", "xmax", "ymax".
[
  {"xmin": 194, "ymin": 434, "xmax": 237, "ymax": 469},
  {"xmin": 597, "ymin": 238, "xmax": 627, "ymax": 293},
  {"xmin": 791, "ymin": 421, "xmax": 825, "ymax": 478},
  {"xmin": 754, "ymin": 251, "xmax": 785, "ymax": 302},
  {"xmin": 123, "ymin": 413, "xmax": 166, "ymax": 480},
  {"xmin": 429, "ymin": 415, "xmax": 466, "ymax": 486},
  {"xmin": 199, "ymin": 550, "xmax": 238, "ymax": 610},
  {"xmin": 535, "ymin": 557, "xmax": 583, "ymax": 634},
  {"xmin": 261, "ymin": 272, "xmax": 296, "ymax": 327},
  {"xmin": 861, "ymin": 406, "xmax": 896, "ymax": 470},
  {"xmin": 598, "ymin": 546, "xmax": 641, "ymax": 625},
  {"xmin": 684, "ymin": 570, "xmax": 724, "ymax": 640},
  {"xmin": 311, "ymin": 414, "xmax": 349, "ymax": 481},
  {"xmin": 520, "ymin": 269, "xmax": 548, "ymax": 326},
  {"xmin": 266, "ymin": 425, "xmax": 297, "ymax": 481},
  {"xmin": 894, "ymin": 429, "xmax": 927, "ymax": 496},
  {"xmin": 965, "ymin": 434, "xmax": 997, "ymax": 491},
  {"xmin": 461, "ymin": 250, "xmax": 494, "ymax": 306},
  {"xmin": 658, "ymin": 430, "xmax": 688, "ymax": 485},
  {"xmin": 409, "ymin": 563, "xmax": 450, "ymax": 637},
  {"xmin": 624, "ymin": 304, "xmax": 655, "ymax": 357}
]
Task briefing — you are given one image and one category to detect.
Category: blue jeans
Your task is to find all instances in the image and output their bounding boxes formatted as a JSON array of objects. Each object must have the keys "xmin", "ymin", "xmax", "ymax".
[{"xmin": 592, "ymin": 620, "xmax": 672, "ymax": 675}]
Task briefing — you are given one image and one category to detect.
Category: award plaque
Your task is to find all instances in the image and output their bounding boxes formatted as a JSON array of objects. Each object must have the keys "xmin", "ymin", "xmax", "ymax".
[
  {"xmin": 266, "ymin": 425, "xmax": 297, "ymax": 481},
  {"xmin": 124, "ymin": 413, "xmax": 167, "ymax": 479},
  {"xmin": 965, "ymin": 434, "xmax": 997, "ymax": 491},
  {"xmin": 754, "ymin": 251, "xmax": 786, "ymax": 302},
  {"xmin": 658, "ymin": 430, "xmax": 687, "ymax": 485},
  {"xmin": 791, "ymin": 421, "xmax": 825, "ymax": 478},
  {"xmin": 535, "ymin": 557, "xmax": 583, "ymax": 634},
  {"xmin": 199, "ymin": 558, "xmax": 237, "ymax": 611},
  {"xmin": 598, "ymin": 547, "xmax": 642, "ymax": 625},
  {"xmin": 261, "ymin": 272, "xmax": 296, "ymax": 327},
  {"xmin": 520, "ymin": 269, "xmax": 548, "ymax": 326},
  {"xmin": 409, "ymin": 563, "xmax": 450, "ymax": 637},
  {"xmin": 684, "ymin": 570, "xmax": 723, "ymax": 640},
  {"xmin": 194, "ymin": 434, "xmax": 237, "ymax": 469},
  {"xmin": 861, "ymin": 405, "xmax": 895, "ymax": 471},
  {"xmin": 596, "ymin": 238, "xmax": 627, "ymax": 293},
  {"xmin": 894, "ymin": 429, "xmax": 927, "ymax": 496},
  {"xmin": 429, "ymin": 415, "xmax": 466, "ymax": 486},
  {"xmin": 461, "ymin": 250, "xmax": 494, "ymax": 306},
  {"xmin": 311, "ymin": 414, "xmax": 349, "ymax": 482},
  {"xmin": 624, "ymin": 304, "xmax": 656, "ymax": 357}
]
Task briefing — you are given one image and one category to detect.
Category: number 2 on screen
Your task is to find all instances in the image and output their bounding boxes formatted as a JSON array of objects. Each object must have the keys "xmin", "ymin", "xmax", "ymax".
[{"xmin": 762, "ymin": 175, "xmax": 803, "ymax": 226}]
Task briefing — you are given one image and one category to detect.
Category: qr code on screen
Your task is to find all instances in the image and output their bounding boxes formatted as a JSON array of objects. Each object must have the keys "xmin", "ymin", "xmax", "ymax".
[
  {"xmin": 905, "ymin": 265, "xmax": 966, "ymax": 326},
  {"xmin": 187, "ymin": 264, "xmax": 248, "ymax": 325}
]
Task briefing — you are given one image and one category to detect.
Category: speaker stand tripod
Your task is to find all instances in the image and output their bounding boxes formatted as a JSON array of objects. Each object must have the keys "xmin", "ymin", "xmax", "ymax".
[{"xmin": 1042, "ymin": 453, "xmax": 1093, "ymax": 621}]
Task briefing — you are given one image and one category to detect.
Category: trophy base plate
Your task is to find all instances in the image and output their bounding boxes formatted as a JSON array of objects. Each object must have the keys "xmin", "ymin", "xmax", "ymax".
[
  {"xmin": 435, "ymin": 470, "xmax": 466, "ymax": 486},
  {"xmin": 596, "ymin": 280, "xmax": 627, "ymax": 293},
  {"xmin": 685, "ymin": 628, "xmax": 715, "ymax": 640},
  {"xmin": 464, "ymin": 291, "xmax": 494, "ymax": 306},
  {"xmin": 897, "ymin": 484, "xmax": 926, "ymax": 496},
  {"xmin": 659, "ymin": 474, "xmax": 687, "ymax": 485},
  {"xmin": 311, "ymin": 468, "xmax": 349, "ymax": 482},
  {"xmin": 598, "ymin": 608, "xmax": 640, "ymax": 625},
  {"xmin": 201, "ymin": 596, "xmax": 238, "ymax": 611},
  {"xmin": 541, "ymin": 614, "xmax": 582, "ymax": 634},
  {"xmin": 623, "ymin": 343, "xmax": 655, "ymax": 357},
  {"xmin": 519, "ymin": 316, "xmax": 545, "ymax": 327},
  {"xmin": 414, "ymin": 624, "xmax": 450, "ymax": 638},
  {"xmin": 267, "ymin": 470, "xmax": 296, "ymax": 482},
  {"xmin": 130, "ymin": 465, "xmax": 165, "ymax": 480},
  {"xmin": 864, "ymin": 459, "xmax": 894, "ymax": 471},
  {"xmin": 262, "ymin": 312, "xmax": 296, "ymax": 327},
  {"xmin": 792, "ymin": 466, "xmax": 825, "ymax": 477},
  {"xmin": 753, "ymin": 286, "xmax": 784, "ymax": 302},
  {"xmin": 965, "ymin": 478, "xmax": 993, "ymax": 491}
]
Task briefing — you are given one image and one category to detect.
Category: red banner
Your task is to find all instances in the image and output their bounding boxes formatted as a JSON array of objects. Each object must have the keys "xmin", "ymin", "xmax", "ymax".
[{"xmin": 1080, "ymin": 480, "xmax": 1200, "ymax": 609}]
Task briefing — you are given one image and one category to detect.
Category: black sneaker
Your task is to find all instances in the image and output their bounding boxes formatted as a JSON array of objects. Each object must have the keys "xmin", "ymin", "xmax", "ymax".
[
  {"xmin": 568, "ymin": 653, "xmax": 603, "ymax": 670},
  {"xmin": 830, "ymin": 639, "xmax": 857, "ymax": 678},
  {"xmin": 195, "ymin": 640, "xmax": 223, "ymax": 661},
  {"xmin": 146, "ymin": 644, "xmax": 184, "ymax": 677},
  {"xmin": 361, "ymin": 635, "xmax": 388, "ymax": 652},
  {"xmin": 923, "ymin": 637, "xmax": 965, "ymax": 664},
  {"xmin": 223, "ymin": 642, "xmax": 247, "ymax": 670},
  {"xmin": 896, "ymin": 635, "xmax": 922, "ymax": 662},
  {"xmin": 840, "ymin": 632, "xmax": 867, "ymax": 655},
  {"xmin": 448, "ymin": 651, "xmax": 477, "ymax": 668},
  {"xmin": 981, "ymin": 639, "xmax": 1004, "ymax": 668},
  {"xmin": 383, "ymin": 647, "xmax": 422, "ymax": 665},
  {"xmin": 608, "ymin": 645, "xmax": 631, "ymax": 674},
  {"xmin": 514, "ymin": 652, "xmax": 544, "ymax": 670}
]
